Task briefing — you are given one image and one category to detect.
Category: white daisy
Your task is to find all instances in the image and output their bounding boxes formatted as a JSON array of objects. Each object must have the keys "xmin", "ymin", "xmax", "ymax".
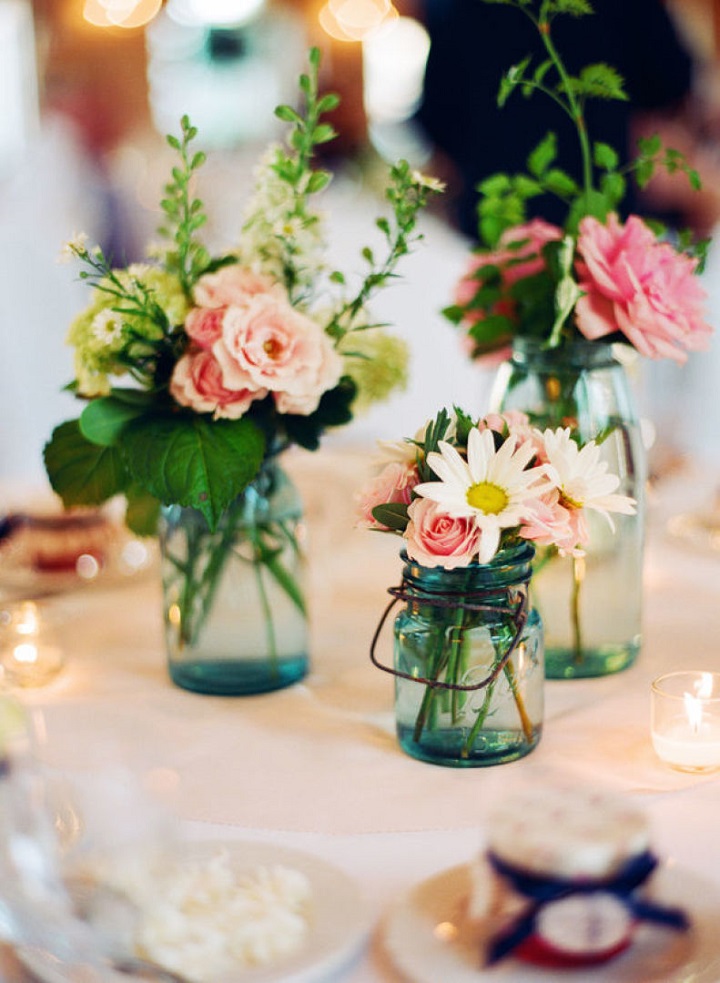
[
  {"xmin": 540, "ymin": 427, "xmax": 636, "ymax": 525},
  {"xmin": 413, "ymin": 427, "xmax": 548, "ymax": 563},
  {"xmin": 91, "ymin": 309, "xmax": 123, "ymax": 346}
]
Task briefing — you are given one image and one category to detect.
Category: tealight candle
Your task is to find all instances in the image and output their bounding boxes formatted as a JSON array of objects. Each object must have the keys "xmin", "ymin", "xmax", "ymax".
[
  {"xmin": 0, "ymin": 601, "xmax": 65, "ymax": 687},
  {"xmin": 651, "ymin": 671, "xmax": 720, "ymax": 772}
]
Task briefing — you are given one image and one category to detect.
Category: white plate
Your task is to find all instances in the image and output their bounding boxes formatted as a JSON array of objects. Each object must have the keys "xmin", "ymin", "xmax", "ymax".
[
  {"xmin": 18, "ymin": 840, "xmax": 372, "ymax": 983},
  {"xmin": 383, "ymin": 861, "xmax": 720, "ymax": 982}
]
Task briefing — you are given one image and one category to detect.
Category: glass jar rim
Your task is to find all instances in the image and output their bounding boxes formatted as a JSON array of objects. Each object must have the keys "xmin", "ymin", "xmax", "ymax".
[{"xmin": 651, "ymin": 670, "xmax": 720, "ymax": 702}]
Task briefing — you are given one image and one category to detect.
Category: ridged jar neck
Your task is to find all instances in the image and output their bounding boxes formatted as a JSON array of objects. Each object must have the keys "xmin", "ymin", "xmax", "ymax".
[
  {"xmin": 400, "ymin": 542, "xmax": 535, "ymax": 597},
  {"xmin": 511, "ymin": 337, "xmax": 621, "ymax": 373}
]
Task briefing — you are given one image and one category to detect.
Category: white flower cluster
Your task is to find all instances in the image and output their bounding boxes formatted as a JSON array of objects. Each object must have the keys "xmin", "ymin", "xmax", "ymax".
[
  {"xmin": 97, "ymin": 850, "xmax": 312, "ymax": 981},
  {"xmin": 237, "ymin": 146, "xmax": 327, "ymax": 301}
]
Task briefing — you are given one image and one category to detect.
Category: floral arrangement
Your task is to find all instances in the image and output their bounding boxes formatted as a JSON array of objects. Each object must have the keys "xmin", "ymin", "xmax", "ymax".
[
  {"xmin": 358, "ymin": 406, "xmax": 634, "ymax": 760},
  {"xmin": 443, "ymin": 0, "xmax": 713, "ymax": 365},
  {"xmin": 357, "ymin": 407, "xmax": 635, "ymax": 567},
  {"xmin": 44, "ymin": 48, "xmax": 441, "ymax": 536}
]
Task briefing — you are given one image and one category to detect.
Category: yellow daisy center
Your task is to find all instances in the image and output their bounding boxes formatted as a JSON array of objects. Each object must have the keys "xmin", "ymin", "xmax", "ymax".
[
  {"xmin": 466, "ymin": 481, "xmax": 508, "ymax": 514},
  {"xmin": 559, "ymin": 490, "xmax": 583, "ymax": 510}
]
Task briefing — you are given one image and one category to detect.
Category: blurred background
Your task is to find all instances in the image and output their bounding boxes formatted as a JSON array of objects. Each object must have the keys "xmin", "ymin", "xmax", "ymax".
[{"xmin": 2, "ymin": 0, "xmax": 720, "ymax": 489}]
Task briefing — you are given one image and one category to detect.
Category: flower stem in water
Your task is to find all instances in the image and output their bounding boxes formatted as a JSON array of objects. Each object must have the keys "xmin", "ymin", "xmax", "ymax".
[{"xmin": 571, "ymin": 554, "xmax": 586, "ymax": 664}]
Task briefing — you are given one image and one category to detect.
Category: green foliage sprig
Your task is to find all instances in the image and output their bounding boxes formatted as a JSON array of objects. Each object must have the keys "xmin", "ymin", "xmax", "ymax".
[{"xmin": 478, "ymin": 0, "xmax": 701, "ymax": 246}]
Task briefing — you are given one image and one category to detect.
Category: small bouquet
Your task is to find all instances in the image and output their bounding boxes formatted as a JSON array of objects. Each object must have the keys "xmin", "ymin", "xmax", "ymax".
[
  {"xmin": 45, "ymin": 47, "xmax": 441, "ymax": 536},
  {"xmin": 357, "ymin": 407, "xmax": 634, "ymax": 762},
  {"xmin": 357, "ymin": 407, "xmax": 635, "ymax": 566},
  {"xmin": 43, "ymin": 49, "xmax": 441, "ymax": 679},
  {"xmin": 442, "ymin": 0, "xmax": 712, "ymax": 365}
]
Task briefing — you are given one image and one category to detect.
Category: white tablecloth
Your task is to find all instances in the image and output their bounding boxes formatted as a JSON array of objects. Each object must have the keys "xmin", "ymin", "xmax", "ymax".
[{"xmin": 2, "ymin": 448, "xmax": 720, "ymax": 982}]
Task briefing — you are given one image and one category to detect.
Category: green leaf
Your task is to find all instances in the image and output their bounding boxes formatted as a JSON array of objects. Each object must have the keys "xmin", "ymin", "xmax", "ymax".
[
  {"xmin": 312, "ymin": 123, "xmax": 336, "ymax": 145},
  {"xmin": 371, "ymin": 502, "xmax": 409, "ymax": 532},
  {"xmin": 533, "ymin": 59, "xmax": 553, "ymax": 86},
  {"xmin": 79, "ymin": 397, "xmax": 148, "ymax": 448},
  {"xmin": 574, "ymin": 63, "xmax": 628, "ymax": 101},
  {"xmin": 283, "ymin": 377, "xmax": 356, "ymax": 450},
  {"xmin": 637, "ymin": 134, "xmax": 662, "ymax": 157},
  {"xmin": 635, "ymin": 159, "xmax": 655, "ymax": 188},
  {"xmin": 275, "ymin": 104, "xmax": 303, "ymax": 124},
  {"xmin": 124, "ymin": 483, "xmax": 161, "ymax": 537},
  {"xmin": 317, "ymin": 93, "xmax": 340, "ymax": 113},
  {"xmin": 600, "ymin": 171, "xmax": 626, "ymax": 207},
  {"xmin": 122, "ymin": 415, "xmax": 266, "ymax": 530},
  {"xmin": 442, "ymin": 304, "xmax": 465, "ymax": 325},
  {"xmin": 498, "ymin": 57, "xmax": 531, "ymax": 107},
  {"xmin": 544, "ymin": 168, "xmax": 579, "ymax": 197},
  {"xmin": 44, "ymin": 420, "xmax": 128, "ymax": 508},
  {"xmin": 552, "ymin": 0, "xmax": 593, "ymax": 15},
  {"xmin": 306, "ymin": 170, "xmax": 331, "ymax": 194},
  {"xmin": 257, "ymin": 544, "xmax": 306, "ymax": 616},
  {"xmin": 478, "ymin": 173, "xmax": 512, "ymax": 196},
  {"xmin": 593, "ymin": 141, "xmax": 619, "ymax": 171},
  {"xmin": 528, "ymin": 132, "xmax": 557, "ymax": 178}
]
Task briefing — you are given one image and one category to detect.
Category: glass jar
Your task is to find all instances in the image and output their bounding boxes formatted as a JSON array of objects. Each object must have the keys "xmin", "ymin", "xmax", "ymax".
[
  {"xmin": 375, "ymin": 543, "xmax": 543, "ymax": 767},
  {"xmin": 158, "ymin": 456, "xmax": 308, "ymax": 695},
  {"xmin": 490, "ymin": 338, "xmax": 646, "ymax": 678}
]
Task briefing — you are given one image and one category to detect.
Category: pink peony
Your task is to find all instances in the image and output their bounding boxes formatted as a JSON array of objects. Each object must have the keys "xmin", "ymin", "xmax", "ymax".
[
  {"xmin": 405, "ymin": 498, "xmax": 481, "ymax": 570},
  {"xmin": 575, "ymin": 214, "xmax": 712, "ymax": 363},
  {"xmin": 193, "ymin": 265, "xmax": 279, "ymax": 309},
  {"xmin": 355, "ymin": 462, "xmax": 419, "ymax": 529},
  {"xmin": 216, "ymin": 294, "xmax": 337, "ymax": 403},
  {"xmin": 170, "ymin": 349, "xmax": 265, "ymax": 419}
]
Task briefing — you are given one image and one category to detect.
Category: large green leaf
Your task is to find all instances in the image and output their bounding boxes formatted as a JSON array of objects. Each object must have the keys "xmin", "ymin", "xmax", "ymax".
[
  {"xmin": 43, "ymin": 420, "xmax": 128, "ymax": 507},
  {"xmin": 124, "ymin": 482, "xmax": 161, "ymax": 537},
  {"xmin": 80, "ymin": 396, "xmax": 149, "ymax": 447},
  {"xmin": 122, "ymin": 414, "xmax": 266, "ymax": 529}
]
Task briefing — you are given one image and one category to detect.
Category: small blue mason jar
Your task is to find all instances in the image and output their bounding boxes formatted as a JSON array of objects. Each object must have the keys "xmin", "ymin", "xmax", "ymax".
[
  {"xmin": 372, "ymin": 542, "xmax": 544, "ymax": 767},
  {"xmin": 158, "ymin": 456, "xmax": 308, "ymax": 696}
]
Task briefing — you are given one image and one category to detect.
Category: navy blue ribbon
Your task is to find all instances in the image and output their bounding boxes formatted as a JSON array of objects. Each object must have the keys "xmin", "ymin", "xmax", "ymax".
[{"xmin": 485, "ymin": 849, "xmax": 690, "ymax": 965}]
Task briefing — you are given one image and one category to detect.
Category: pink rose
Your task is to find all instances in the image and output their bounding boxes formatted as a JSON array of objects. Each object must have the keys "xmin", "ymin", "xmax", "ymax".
[
  {"xmin": 273, "ymin": 333, "xmax": 343, "ymax": 415},
  {"xmin": 477, "ymin": 410, "xmax": 530, "ymax": 434},
  {"xmin": 170, "ymin": 349, "xmax": 265, "ymax": 419},
  {"xmin": 500, "ymin": 219, "xmax": 564, "ymax": 286},
  {"xmin": 405, "ymin": 498, "xmax": 481, "ymax": 570},
  {"xmin": 184, "ymin": 307, "xmax": 225, "ymax": 350},
  {"xmin": 456, "ymin": 220, "xmax": 562, "ymax": 362},
  {"xmin": 355, "ymin": 462, "xmax": 420, "ymax": 529},
  {"xmin": 575, "ymin": 214, "xmax": 712, "ymax": 363},
  {"xmin": 193, "ymin": 265, "xmax": 278, "ymax": 309},
  {"xmin": 215, "ymin": 294, "xmax": 342, "ymax": 414}
]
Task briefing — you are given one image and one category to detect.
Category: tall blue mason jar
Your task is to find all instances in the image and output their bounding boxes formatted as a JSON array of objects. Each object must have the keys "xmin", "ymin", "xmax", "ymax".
[{"xmin": 490, "ymin": 338, "xmax": 646, "ymax": 678}]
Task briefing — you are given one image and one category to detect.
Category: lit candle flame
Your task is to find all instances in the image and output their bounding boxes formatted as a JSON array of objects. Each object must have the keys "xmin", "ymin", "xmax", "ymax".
[{"xmin": 683, "ymin": 691, "xmax": 703, "ymax": 734}]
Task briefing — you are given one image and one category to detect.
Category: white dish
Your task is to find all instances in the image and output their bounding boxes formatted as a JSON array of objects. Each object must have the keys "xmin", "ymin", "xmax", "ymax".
[
  {"xmin": 383, "ymin": 861, "xmax": 720, "ymax": 982},
  {"xmin": 18, "ymin": 840, "xmax": 372, "ymax": 983}
]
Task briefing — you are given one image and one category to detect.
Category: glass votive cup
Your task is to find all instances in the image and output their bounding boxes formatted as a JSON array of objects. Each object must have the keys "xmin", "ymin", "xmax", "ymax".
[
  {"xmin": 0, "ymin": 601, "xmax": 65, "ymax": 687},
  {"xmin": 651, "ymin": 671, "xmax": 720, "ymax": 773}
]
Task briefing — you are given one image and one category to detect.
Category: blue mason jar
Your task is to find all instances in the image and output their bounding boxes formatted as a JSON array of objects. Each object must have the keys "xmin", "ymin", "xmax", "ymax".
[
  {"xmin": 158, "ymin": 456, "xmax": 308, "ymax": 695},
  {"xmin": 386, "ymin": 542, "xmax": 543, "ymax": 767},
  {"xmin": 490, "ymin": 338, "xmax": 646, "ymax": 679}
]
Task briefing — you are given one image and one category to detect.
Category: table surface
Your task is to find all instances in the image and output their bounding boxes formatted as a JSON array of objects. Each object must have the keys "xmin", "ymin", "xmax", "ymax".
[{"xmin": 2, "ymin": 447, "xmax": 720, "ymax": 983}]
